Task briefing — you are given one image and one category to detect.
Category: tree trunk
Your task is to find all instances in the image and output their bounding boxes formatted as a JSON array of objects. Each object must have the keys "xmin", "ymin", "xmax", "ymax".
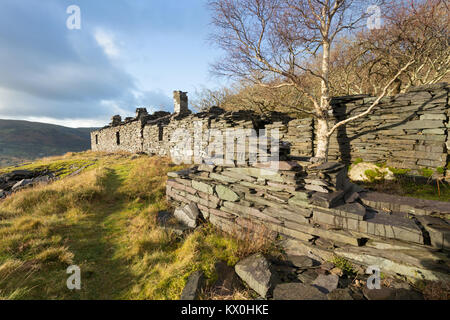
[
  {"xmin": 315, "ymin": 117, "xmax": 329, "ymax": 161},
  {"xmin": 314, "ymin": 40, "xmax": 331, "ymax": 163}
]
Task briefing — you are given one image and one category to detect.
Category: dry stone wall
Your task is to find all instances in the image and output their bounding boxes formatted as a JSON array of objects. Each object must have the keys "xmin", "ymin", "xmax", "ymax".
[
  {"xmin": 92, "ymin": 119, "xmax": 143, "ymax": 154},
  {"xmin": 325, "ymin": 83, "xmax": 450, "ymax": 173},
  {"xmin": 91, "ymin": 83, "xmax": 449, "ymax": 175},
  {"xmin": 166, "ymin": 161, "xmax": 450, "ymax": 282},
  {"xmin": 89, "ymin": 84, "xmax": 450, "ymax": 283}
]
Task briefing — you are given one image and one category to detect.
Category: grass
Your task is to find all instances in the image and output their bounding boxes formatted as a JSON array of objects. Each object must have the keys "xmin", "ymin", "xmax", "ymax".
[
  {"xmin": 0, "ymin": 151, "xmax": 99, "ymax": 178},
  {"xmin": 0, "ymin": 151, "xmax": 263, "ymax": 300},
  {"xmin": 357, "ymin": 175, "xmax": 450, "ymax": 202},
  {"xmin": 331, "ymin": 256, "xmax": 356, "ymax": 277},
  {"xmin": 349, "ymin": 162, "xmax": 450, "ymax": 202}
]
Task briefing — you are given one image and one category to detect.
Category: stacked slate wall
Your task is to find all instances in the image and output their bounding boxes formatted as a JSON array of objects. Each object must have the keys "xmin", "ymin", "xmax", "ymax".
[
  {"xmin": 166, "ymin": 162, "xmax": 450, "ymax": 282},
  {"xmin": 91, "ymin": 83, "xmax": 449, "ymax": 174},
  {"xmin": 325, "ymin": 83, "xmax": 449, "ymax": 172},
  {"xmin": 91, "ymin": 119, "xmax": 143, "ymax": 154}
]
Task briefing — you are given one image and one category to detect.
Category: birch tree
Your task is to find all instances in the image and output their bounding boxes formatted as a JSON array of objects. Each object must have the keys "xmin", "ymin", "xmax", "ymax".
[{"xmin": 208, "ymin": 0, "xmax": 417, "ymax": 162}]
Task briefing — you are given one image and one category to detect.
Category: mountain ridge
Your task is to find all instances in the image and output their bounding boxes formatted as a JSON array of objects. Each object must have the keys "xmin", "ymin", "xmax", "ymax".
[{"xmin": 0, "ymin": 119, "xmax": 96, "ymax": 167}]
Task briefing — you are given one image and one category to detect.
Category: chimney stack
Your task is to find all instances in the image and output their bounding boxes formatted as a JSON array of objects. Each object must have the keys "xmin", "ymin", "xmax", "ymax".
[
  {"xmin": 135, "ymin": 108, "xmax": 148, "ymax": 120},
  {"xmin": 111, "ymin": 115, "xmax": 122, "ymax": 127},
  {"xmin": 173, "ymin": 91, "xmax": 189, "ymax": 115}
]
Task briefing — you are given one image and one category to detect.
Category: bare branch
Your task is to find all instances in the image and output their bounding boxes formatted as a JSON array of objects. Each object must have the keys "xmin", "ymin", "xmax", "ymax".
[{"xmin": 327, "ymin": 60, "xmax": 415, "ymax": 137}]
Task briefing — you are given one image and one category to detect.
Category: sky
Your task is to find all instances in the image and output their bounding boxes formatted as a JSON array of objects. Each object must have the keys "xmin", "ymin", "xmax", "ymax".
[{"xmin": 0, "ymin": 0, "xmax": 224, "ymax": 128}]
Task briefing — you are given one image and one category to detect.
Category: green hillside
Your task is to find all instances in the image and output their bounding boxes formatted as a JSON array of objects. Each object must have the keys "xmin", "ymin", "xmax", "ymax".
[{"xmin": 0, "ymin": 119, "xmax": 96, "ymax": 167}]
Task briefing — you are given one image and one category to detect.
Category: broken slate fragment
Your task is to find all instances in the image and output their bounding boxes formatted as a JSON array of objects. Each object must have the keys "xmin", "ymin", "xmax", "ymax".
[
  {"xmin": 327, "ymin": 288, "xmax": 354, "ymax": 300},
  {"xmin": 235, "ymin": 254, "xmax": 272, "ymax": 298},
  {"xmin": 287, "ymin": 255, "xmax": 315, "ymax": 269},
  {"xmin": 273, "ymin": 283, "xmax": 327, "ymax": 300},
  {"xmin": 310, "ymin": 191, "xmax": 345, "ymax": 208},
  {"xmin": 11, "ymin": 179, "xmax": 34, "ymax": 191},
  {"xmin": 174, "ymin": 203, "xmax": 200, "ymax": 228},
  {"xmin": 180, "ymin": 271, "xmax": 205, "ymax": 300},
  {"xmin": 312, "ymin": 274, "xmax": 339, "ymax": 294}
]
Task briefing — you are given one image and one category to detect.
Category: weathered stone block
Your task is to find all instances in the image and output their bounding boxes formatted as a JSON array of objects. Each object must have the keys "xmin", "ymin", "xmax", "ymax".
[
  {"xmin": 310, "ymin": 191, "xmax": 345, "ymax": 208},
  {"xmin": 273, "ymin": 283, "xmax": 327, "ymax": 300},
  {"xmin": 209, "ymin": 173, "xmax": 238, "ymax": 183},
  {"xmin": 180, "ymin": 271, "xmax": 205, "ymax": 300},
  {"xmin": 215, "ymin": 185, "xmax": 239, "ymax": 202},
  {"xmin": 283, "ymin": 220, "xmax": 360, "ymax": 246},
  {"xmin": 223, "ymin": 201, "xmax": 281, "ymax": 224},
  {"xmin": 235, "ymin": 254, "xmax": 273, "ymax": 298},
  {"xmin": 174, "ymin": 203, "xmax": 200, "ymax": 228},
  {"xmin": 264, "ymin": 207, "xmax": 311, "ymax": 224},
  {"xmin": 191, "ymin": 180, "xmax": 214, "ymax": 195},
  {"xmin": 274, "ymin": 223, "xmax": 315, "ymax": 241},
  {"xmin": 417, "ymin": 216, "xmax": 450, "ymax": 250},
  {"xmin": 226, "ymin": 168, "xmax": 284, "ymax": 183},
  {"xmin": 312, "ymin": 274, "xmax": 339, "ymax": 294}
]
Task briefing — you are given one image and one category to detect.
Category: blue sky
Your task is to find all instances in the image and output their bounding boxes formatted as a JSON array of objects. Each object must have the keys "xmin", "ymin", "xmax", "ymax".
[{"xmin": 0, "ymin": 0, "xmax": 224, "ymax": 127}]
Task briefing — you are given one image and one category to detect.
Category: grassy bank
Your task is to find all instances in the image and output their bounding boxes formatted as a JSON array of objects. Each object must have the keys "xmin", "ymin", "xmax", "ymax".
[{"xmin": 0, "ymin": 152, "xmax": 263, "ymax": 300}]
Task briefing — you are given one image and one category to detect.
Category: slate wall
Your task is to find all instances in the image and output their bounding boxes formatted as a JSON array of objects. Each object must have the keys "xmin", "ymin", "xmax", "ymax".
[
  {"xmin": 91, "ymin": 83, "xmax": 449, "ymax": 174},
  {"xmin": 325, "ymin": 83, "xmax": 449, "ymax": 172},
  {"xmin": 166, "ymin": 163, "xmax": 450, "ymax": 282}
]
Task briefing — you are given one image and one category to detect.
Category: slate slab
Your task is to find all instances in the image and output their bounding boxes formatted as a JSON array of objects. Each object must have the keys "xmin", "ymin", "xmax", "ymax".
[
  {"xmin": 235, "ymin": 254, "xmax": 273, "ymax": 298},
  {"xmin": 312, "ymin": 274, "xmax": 339, "ymax": 294},
  {"xmin": 174, "ymin": 203, "xmax": 200, "ymax": 228},
  {"xmin": 180, "ymin": 271, "xmax": 205, "ymax": 300},
  {"xmin": 310, "ymin": 191, "xmax": 345, "ymax": 208},
  {"xmin": 273, "ymin": 283, "xmax": 327, "ymax": 300},
  {"xmin": 327, "ymin": 288, "xmax": 354, "ymax": 300},
  {"xmin": 288, "ymin": 255, "xmax": 315, "ymax": 269}
]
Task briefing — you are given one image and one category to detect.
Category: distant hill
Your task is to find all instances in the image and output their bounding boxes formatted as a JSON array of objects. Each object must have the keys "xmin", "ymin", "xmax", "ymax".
[{"xmin": 0, "ymin": 119, "xmax": 97, "ymax": 167}]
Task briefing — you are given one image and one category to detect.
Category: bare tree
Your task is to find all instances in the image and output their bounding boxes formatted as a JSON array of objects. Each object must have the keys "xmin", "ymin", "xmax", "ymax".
[
  {"xmin": 208, "ymin": 0, "xmax": 417, "ymax": 162},
  {"xmin": 333, "ymin": 0, "xmax": 450, "ymax": 95},
  {"xmin": 192, "ymin": 81, "xmax": 316, "ymax": 116},
  {"xmin": 191, "ymin": 87, "xmax": 234, "ymax": 111}
]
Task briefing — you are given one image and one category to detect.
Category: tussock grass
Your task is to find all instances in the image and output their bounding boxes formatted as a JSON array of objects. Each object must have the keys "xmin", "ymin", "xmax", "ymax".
[{"xmin": 0, "ymin": 152, "xmax": 264, "ymax": 300}]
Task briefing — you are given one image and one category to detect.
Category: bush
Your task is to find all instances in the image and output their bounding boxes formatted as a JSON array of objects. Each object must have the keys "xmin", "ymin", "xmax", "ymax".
[
  {"xmin": 364, "ymin": 168, "xmax": 387, "ymax": 183},
  {"xmin": 331, "ymin": 256, "xmax": 356, "ymax": 277},
  {"xmin": 420, "ymin": 168, "xmax": 434, "ymax": 178},
  {"xmin": 388, "ymin": 167, "xmax": 410, "ymax": 176}
]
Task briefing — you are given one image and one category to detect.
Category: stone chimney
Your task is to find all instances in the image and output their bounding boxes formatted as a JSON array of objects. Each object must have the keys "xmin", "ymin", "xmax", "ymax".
[
  {"xmin": 135, "ymin": 108, "xmax": 149, "ymax": 120},
  {"xmin": 173, "ymin": 91, "xmax": 189, "ymax": 115},
  {"xmin": 111, "ymin": 115, "xmax": 122, "ymax": 127}
]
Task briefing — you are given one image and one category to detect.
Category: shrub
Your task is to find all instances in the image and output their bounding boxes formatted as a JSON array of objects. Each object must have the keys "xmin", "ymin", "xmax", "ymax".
[
  {"xmin": 364, "ymin": 168, "xmax": 387, "ymax": 183},
  {"xmin": 388, "ymin": 167, "xmax": 411, "ymax": 176},
  {"xmin": 331, "ymin": 256, "xmax": 356, "ymax": 277},
  {"xmin": 420, "ymin": 168, "xmax": 434, "ymax": 178}
]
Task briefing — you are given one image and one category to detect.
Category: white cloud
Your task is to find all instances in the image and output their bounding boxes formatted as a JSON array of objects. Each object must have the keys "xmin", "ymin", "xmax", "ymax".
[{"xmin": 94, "ymin": 29, "xmax": 120, "ymax": 58}]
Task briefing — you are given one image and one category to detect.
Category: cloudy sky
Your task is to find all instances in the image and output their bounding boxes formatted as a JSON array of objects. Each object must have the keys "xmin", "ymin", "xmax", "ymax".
[{"xmin": 0, "ymin": 0, "xmax": 223, "ymax": 127}]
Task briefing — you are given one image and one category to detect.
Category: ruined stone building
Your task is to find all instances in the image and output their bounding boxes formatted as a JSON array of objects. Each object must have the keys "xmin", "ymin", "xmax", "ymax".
[
  {"xmin": 91, "ymin": 83, "xmax": 450, "ymax": 176},
  {"xmin": 91, "ymin": 85, "xmax": 450, "ymax": 282}
]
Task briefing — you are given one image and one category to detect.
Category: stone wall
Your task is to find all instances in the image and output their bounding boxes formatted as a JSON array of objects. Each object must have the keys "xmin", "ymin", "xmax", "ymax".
[
  {"xmin": 325, "ymin": 83, "xmax": 449, "ymax": 173},
  {"xmin": 91, "ymin": 119, "xmax": 143, "ymax": 154},
  {"xmin": 91, "ymin": 83, "xmax": 449, "ymax": 175},
  {"xmin": 166, "ymin": 161, "xmax": 450, "ymax": 282}
]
